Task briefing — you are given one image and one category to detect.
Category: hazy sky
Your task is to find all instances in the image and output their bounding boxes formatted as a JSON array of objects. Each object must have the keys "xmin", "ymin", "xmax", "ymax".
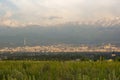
[{"xmin": 0, "ymin": 0, "xmax": 120, "ymax": 27}]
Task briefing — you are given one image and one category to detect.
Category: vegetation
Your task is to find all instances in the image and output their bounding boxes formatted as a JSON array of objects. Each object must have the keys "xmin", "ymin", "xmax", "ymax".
[
  {"xmin": 1, "ymin": 52, "xmax": 119, "ymax": 61},
  {"xmin": 0, "ymin": 61, "xmax": 120, "ymax": 80}
]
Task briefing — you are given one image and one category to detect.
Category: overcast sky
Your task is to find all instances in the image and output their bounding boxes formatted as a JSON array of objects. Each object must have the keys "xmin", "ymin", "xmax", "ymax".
[{"xmin": 0, "ymin": 0, "xmax": 120, "ymax": 27}]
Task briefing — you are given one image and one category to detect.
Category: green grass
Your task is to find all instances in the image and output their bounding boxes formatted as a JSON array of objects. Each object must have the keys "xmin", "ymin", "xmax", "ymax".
[{"xmin": 0, "ymin": 61, "xmax": 120, "ymax": 80}]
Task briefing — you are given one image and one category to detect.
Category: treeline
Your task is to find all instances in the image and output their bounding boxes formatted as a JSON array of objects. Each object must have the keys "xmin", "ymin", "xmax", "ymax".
[{"xmin": 0, "ymin": 52, "xmax": 120, "ymax": 61}]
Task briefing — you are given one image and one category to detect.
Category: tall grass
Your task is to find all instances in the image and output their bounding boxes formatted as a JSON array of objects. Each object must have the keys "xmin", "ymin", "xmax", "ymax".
[{"xmin": 0, "ymin": 61, "xmax": 120, "ymax": 80}]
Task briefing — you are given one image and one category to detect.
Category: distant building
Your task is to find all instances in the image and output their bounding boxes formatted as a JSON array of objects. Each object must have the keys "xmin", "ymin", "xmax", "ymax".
[{"xmin": 111, "ymin": 52, "xmax": 116, "ymax": 57}]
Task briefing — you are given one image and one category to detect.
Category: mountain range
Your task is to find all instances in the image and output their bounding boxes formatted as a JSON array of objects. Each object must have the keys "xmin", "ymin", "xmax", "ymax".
[{"xmin": 0, "ymin": 22, "xmax": 120, "ymax": 47}]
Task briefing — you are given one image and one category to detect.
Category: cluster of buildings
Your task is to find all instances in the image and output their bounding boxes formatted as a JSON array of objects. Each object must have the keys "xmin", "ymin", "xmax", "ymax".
[{"xmin": 0, "ymin": 44, "xmax": 120, "ymax": 53}]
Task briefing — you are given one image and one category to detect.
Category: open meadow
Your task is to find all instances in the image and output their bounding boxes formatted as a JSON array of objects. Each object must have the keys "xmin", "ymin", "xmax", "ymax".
[{"xmin": 0, "ymin": 61, "xmax": 120, "ymax": 80}]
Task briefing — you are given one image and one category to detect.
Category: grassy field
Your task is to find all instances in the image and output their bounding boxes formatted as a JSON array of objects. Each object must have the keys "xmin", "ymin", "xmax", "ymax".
[{"xmin": 0, "ymin": 61, "xmax": 120, "ymax": 80}]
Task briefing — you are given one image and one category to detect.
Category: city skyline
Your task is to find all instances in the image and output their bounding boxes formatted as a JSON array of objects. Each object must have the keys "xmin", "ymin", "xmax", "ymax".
[{"xmin": 1, "ymin": 43, "xmax": 120, "ymax": 53}]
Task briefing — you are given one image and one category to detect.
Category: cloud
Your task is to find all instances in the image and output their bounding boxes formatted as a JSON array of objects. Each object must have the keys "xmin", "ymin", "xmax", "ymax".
[
  {"xmin": 0, "ymin": 0, "xmax": 120, "ymax": 27},
  {"xmin": 0, "ymin": 11, "xmax": 23, "ymax": 27},
  {"xmin": 4, "ymin": 11, "xmax": 12, "ymax": 18},
  {"xmin": 47, "ymin": 16, "xmax": 62, "ymax": 20},
  {"xmin": 0, "ymin": 19, "xmax": 19, "ymax": 27}
]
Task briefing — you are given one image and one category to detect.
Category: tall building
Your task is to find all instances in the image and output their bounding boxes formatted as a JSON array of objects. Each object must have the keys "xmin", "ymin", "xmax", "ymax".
[{"xmin": 24, "ymin": 38, "xmax": 26, "ymax": 46}]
